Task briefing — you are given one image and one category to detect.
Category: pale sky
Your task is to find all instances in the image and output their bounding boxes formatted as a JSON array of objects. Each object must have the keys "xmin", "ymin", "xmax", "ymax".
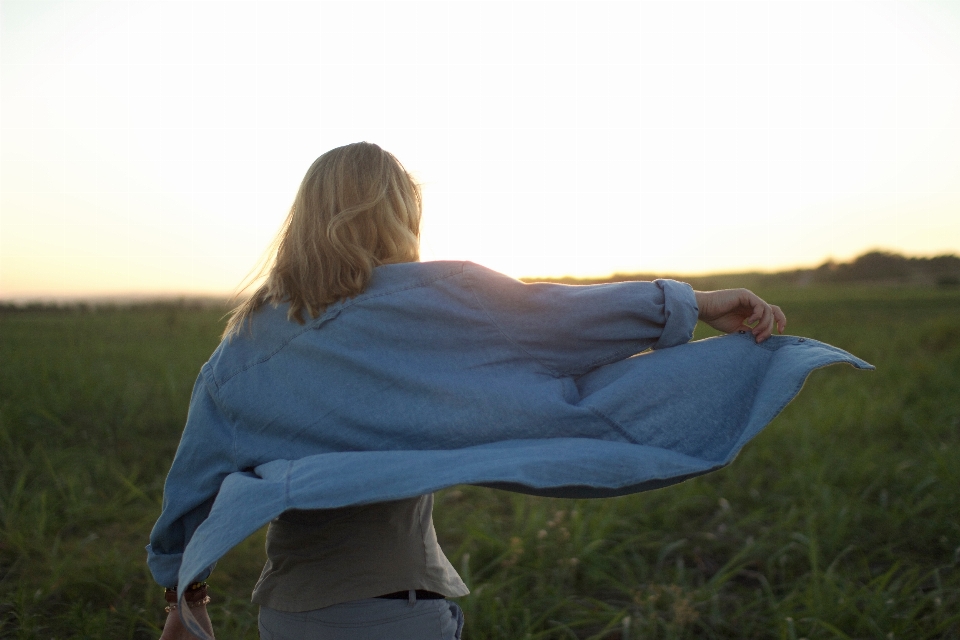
[{"xmin": 2, "ymin": 1, "xmax": 959, "ymax": 299}]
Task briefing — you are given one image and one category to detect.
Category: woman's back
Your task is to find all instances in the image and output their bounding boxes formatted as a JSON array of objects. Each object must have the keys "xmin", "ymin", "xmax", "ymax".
[{"xmin": 203, "ymin": 260, "xmax": 698, "ymax": 469}]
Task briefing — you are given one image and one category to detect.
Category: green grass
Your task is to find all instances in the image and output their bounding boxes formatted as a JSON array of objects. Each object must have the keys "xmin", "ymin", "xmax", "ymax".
[{"xmin": 1, "ymin": 286, "xmax": 958, "ymax": 639}]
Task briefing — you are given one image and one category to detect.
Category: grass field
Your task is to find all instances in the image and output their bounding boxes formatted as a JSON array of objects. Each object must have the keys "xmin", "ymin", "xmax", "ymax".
[{"xmin": 1, "ymin": 284, "xmax": 958, "ymax": 639}]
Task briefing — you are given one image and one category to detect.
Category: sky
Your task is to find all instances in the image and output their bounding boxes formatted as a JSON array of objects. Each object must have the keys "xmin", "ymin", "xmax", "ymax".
[{"xmin": 2, "ymin": 0, "xmax": 959, "ymax": 300}]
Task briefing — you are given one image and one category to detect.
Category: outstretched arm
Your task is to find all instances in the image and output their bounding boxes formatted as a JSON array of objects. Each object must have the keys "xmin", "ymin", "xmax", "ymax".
[
  {"xmin": 462, "ymin": 262, "xmax": 699, "ymax": 375},
  {"xmin": 694, "ymin": 289, "xmax": 787, "ymax": 343}
]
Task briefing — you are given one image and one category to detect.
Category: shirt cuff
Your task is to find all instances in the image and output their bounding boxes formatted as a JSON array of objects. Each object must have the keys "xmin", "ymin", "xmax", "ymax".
[{"xmin": 651, "ymin": 279, "xmax": 698, "ymax": 350}]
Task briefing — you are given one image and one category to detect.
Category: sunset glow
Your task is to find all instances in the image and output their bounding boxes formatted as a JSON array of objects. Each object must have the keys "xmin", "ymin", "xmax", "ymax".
[{"xmin": 2, "ymin": 1, "xmax": 959, "ymax": 299}]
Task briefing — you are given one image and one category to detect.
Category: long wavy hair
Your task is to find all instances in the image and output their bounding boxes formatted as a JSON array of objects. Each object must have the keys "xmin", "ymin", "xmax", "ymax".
[{"xmin": 223, "ymin": 142, "xmax": 421, "ymax": 339}]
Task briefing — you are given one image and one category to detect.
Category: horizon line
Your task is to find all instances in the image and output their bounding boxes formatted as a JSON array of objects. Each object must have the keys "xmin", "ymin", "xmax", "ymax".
[{"xmin": 4, "ymin": 248, "xmax": 958, "ymax": 306}]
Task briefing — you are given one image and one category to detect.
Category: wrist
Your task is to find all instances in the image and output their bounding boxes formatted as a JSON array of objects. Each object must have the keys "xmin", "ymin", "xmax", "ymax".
[
  {"xmin": 164, "ymin": 581, "xmax": 211, "ymax": 613},
  {"xmin": 693, "ymin": 291, "xmax": 706, "ymax": 319}
]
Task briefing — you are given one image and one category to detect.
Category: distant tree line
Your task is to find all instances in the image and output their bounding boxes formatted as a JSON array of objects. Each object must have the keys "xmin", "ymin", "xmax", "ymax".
[
  {"xmin": 805, "ymin": 251, "xmax": 960, "ymax": 285},
  {"xmin": 2, "ymin": 251, "xmax": 959, "ymax": 312},
  {"xmin": 523, "ymin": 250, "xmax": 960, "ymax": 288},
  {"xmin": 0, "ymin": 296, "xmax": 230, "ymax": 313}
]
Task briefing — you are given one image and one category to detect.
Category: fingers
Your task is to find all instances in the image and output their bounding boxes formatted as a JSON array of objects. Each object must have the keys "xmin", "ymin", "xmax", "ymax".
[
  {"xmin": 750, "ymin": 301, "xmax": 787, "ymax": 343},
  {"xmin": 744, "ymin": 296, "xmax": 765, "ymax": 327},
  {"xmin": 751, "ymin": 303, "xmax": 773, "ymax": 342},
  {"xmin": 739, "ymin": 291, "xmax": 775, "ymax": 343},
  {"xmin": 772, "ymin": 304, "xmax": 787, "ymax": 334},
  {"xmin": 739, "ymin": 291, "xmax": 769, "ymax": 339},
  {"xmin": 695, "ymin": 288, "xmax": 787, "ymax": 341}
]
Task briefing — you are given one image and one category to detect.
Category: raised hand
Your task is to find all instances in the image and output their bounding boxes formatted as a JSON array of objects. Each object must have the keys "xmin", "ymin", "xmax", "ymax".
[{"xmin": 693, "ymin": 288, "xmax": 787, "ymax": 343}]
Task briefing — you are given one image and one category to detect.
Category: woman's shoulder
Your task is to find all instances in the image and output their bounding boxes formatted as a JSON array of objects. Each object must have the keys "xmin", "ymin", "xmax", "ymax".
[
  {"xmin": 205, "ymin": 261, "xmax": 477, "ymax": 387},
  {"xmin": 365, "ymin": 260, "xmax": 467, "ymax": 290},
  {"xmin": 204, "ymin": 302, "xmax": 311, "ymax": 387}
]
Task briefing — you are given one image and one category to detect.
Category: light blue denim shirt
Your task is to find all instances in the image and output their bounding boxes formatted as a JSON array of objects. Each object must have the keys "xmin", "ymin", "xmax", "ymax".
[{"xmin": 147, "ymin": 261, "xmax": 872, "ymax": 638}]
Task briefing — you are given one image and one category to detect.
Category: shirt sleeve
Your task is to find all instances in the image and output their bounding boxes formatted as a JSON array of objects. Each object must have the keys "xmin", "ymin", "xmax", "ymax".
[
  {"xmin": 462, "ymin": 262, "xmax": 699, "ymax": 377},
  {"xmin": 146, "ymin": 367, "xmax": 238, "ymax": 588}
]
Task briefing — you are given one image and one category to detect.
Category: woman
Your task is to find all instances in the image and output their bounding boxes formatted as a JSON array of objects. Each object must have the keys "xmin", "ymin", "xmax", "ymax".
[{"xmin": 150, "ymin": 142, "xmax": 871, "ymax": 640}]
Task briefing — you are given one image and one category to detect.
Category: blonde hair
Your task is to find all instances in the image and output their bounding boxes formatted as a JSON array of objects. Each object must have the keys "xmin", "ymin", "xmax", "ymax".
[{"xmin": 223, "ymin": 142, "xmax": 421, "ymax": 339}]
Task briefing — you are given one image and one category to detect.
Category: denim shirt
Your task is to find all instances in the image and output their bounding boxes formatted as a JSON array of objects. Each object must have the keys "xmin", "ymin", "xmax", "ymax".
[{"xmin": 146, "ymin": 261, "xmax": 872, "ymax": 638}]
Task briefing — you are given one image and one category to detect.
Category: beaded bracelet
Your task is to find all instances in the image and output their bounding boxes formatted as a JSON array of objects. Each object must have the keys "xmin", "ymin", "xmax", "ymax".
[
  {"xmin": 163, "ymin": 581, "xmax": 210, "ymax": 613},
  {"xmin": 165, "ymin": 595, "xmax": 211, "ymax": 613}
]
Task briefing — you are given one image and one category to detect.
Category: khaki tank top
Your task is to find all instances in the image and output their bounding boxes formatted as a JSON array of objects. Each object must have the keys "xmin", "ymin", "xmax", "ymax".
[{"xmin": 251, "ymin": 494, "xmax": 469, "ymax": 612}]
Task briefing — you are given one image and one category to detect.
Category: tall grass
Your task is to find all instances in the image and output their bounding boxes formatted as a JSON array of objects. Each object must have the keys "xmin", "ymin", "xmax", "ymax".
[{"xmin": 1, "ymin": 287, "xmax": 958, "ymax": 639}]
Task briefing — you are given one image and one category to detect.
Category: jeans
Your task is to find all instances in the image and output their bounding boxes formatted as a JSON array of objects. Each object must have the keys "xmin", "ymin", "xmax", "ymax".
[{"xmin": 259, "ymin": 597, "xmax": 464, "ymax": 640}]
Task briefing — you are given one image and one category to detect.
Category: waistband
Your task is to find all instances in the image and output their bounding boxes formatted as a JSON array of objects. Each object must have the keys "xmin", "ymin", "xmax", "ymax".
[{"xmin": 376, "ymin": 590, "xmax": 445, "ymax": 600}]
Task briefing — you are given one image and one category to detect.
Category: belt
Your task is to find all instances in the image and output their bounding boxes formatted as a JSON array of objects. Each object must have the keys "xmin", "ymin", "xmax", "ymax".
[{"xmin": 376, "ymin": 590, "xmax": 445, "ymax": 600}]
